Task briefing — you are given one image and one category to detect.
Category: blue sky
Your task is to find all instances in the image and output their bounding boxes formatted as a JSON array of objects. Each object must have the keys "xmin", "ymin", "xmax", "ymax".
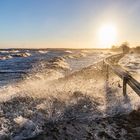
[{"xmin": 0, "ymin": 0, "xmax": 140, "ymax": 48}]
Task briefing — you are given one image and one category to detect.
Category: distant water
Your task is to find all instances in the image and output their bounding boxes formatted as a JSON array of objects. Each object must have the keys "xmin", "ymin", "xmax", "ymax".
[
  {"xmin": 0, "ymin": 49, "xmax": 108, "ymax": 86},
  {"xmin": 0, "ymin": 49, "xmax": 67, "ymax": 86}
]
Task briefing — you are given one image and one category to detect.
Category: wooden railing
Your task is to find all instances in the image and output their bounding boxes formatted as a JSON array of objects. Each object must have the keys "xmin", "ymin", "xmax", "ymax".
[{"xmin": 104, "ymin": 53, "xmax": 140, "ymax": 96}]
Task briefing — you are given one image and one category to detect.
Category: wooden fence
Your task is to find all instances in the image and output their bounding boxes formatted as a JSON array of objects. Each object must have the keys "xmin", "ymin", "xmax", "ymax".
[{"xmin": 104, "ymin": 53, "xmax": 140, "ymax": 96}]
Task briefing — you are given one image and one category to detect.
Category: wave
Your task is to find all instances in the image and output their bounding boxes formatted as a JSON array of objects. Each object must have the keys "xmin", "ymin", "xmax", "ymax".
[
  {"xmin": 119, "ymin": 53, "xmax": 140, "ymax": 73},
  {"xmin": 11, "ymin": 52, "xmax": 31, "ymax": 58},
  {"xmin": 31, "ymin": 56, "xmax": 70, "ymax": 73},
  {"xmin": 65, "ymin": 50, "xmax": 72, "ymax": 54},
  {"xmin": 0, "ymin": 52, "xmax": 31, "ymax": 61},
  {"xmin": 0, "ymin": 55, "xmax": 13, "ymax": 60},
  {"xmin": 38, "ymin": 50, "xmax": 48, "ymax": 54},
  {"xmin": 65, "ymin": 52, "xmax": 87, "ymax": 59},
  {"xmin": 49, "ymin": 56, "xmax": 70, "ymax": 70}
]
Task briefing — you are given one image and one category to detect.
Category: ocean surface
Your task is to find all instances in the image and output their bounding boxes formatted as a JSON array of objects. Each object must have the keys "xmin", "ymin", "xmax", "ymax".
[
  {"xmin": 0, "ymin": 49, "xmax": 108, "ymax": 86},
  {"xmin": 0, "ymin": 49, "xmax": 140, "ymax": 140}
]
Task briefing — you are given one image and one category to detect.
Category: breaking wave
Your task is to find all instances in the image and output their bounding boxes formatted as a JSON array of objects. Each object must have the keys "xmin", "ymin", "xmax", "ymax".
[{"xmin": 119, "ymin": 53, "xmax": 140, "ymax": 73}]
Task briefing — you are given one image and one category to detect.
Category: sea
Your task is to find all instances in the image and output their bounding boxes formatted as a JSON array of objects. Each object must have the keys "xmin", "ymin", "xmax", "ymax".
[
  {"xmin": 0, "ymin": 49, "xmax": 140, "ymax": 140},
  {"xmin": 0, "ymin": 49, "xmax": 108, "ymax": 87}
]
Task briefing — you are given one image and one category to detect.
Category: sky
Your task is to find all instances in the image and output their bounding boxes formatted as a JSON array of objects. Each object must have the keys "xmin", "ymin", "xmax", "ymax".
[{"xmin": 0, "ymin": 0, "xmax": 140, "ymax": 48}]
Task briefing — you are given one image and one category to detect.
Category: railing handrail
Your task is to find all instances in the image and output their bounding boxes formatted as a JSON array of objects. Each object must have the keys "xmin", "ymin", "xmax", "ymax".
[{"xmin": 104, "ymin": 53, "xmax": 140, "ymax": 96}]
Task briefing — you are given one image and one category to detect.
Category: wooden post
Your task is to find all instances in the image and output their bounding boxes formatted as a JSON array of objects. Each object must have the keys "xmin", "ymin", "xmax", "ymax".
[
  {"xmin": 102, "ymin": 61, "xmax": 105, "ymax": 71},
  {"xmin": 123, "ymin": 77, "xmax": 127, "ymax": 96},
  {"xmin": 106, "ymin": 65, "xmax": 109, "ymax": 81}
]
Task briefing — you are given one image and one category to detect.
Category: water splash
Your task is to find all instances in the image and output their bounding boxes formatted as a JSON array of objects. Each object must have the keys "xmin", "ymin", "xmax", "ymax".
[{"xmin": 0, "ymin": 52, "xmax": 140, "ymax": 139}]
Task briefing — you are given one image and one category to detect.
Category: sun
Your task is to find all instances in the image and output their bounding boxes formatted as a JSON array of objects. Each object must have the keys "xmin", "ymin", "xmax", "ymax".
[{"xmin": 98, "ymin": 23, "xmax": 117, "ymax": 48}]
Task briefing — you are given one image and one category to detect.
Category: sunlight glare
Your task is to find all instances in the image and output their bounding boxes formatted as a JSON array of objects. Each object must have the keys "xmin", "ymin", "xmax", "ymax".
[{"xmin": 98, "ymin": 23, "xmax": 117, "ymax": 48}]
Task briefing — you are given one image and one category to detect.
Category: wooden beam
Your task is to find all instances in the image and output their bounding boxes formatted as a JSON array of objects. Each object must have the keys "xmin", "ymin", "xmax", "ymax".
[{"xmin": 123, "ymin": 77, "xmax": 127, "ymax": 96}]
